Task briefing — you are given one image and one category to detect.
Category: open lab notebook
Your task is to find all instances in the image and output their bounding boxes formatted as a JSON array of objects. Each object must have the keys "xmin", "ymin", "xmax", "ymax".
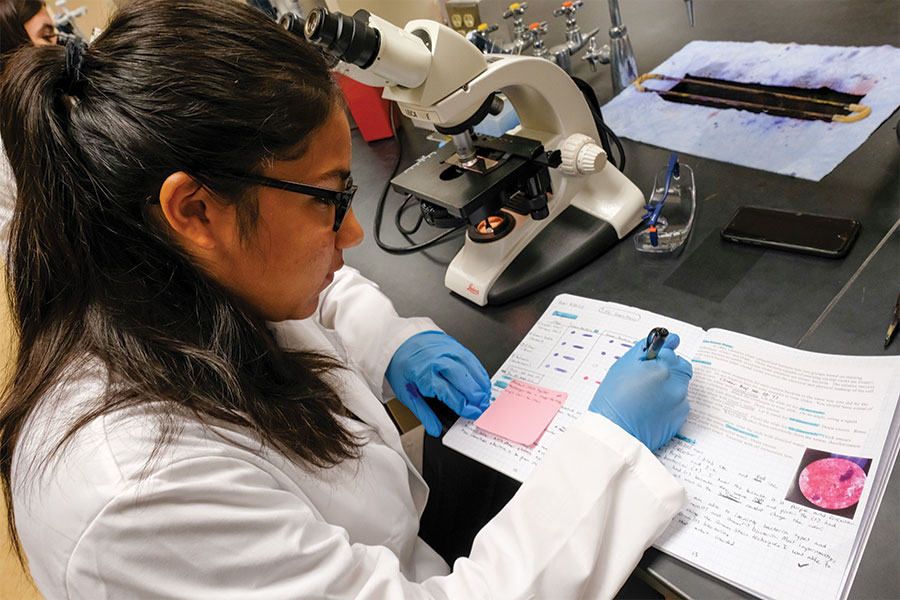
[{"xmin": 443, "ymin": 294, "xmax": 900, "ymax": 600}]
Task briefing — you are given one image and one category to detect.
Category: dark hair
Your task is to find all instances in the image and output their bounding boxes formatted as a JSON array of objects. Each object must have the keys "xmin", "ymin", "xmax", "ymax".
[
  {"xmin": 0, "ymin": 0, "xmax": 358, "ymax": 562},
  {"xmin": 0, "ymin": 0, "xmax": 44, "ymax": 55}
]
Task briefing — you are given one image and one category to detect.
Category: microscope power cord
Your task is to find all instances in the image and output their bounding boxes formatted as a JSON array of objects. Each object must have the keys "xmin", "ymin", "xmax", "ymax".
[
  {"xmin": 372, "ymin": 107, "xmax": 466, "ymax": 255},
  {"xmin": 570, "ymin": 76, "xmax": 626, "ymax": 172},
  {"xmin": 395, "ymin": 196, "xmax": 425, "ymax": 235}
]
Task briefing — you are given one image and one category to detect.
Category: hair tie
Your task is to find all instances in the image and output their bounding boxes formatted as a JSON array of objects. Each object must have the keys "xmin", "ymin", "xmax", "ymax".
[{"xmin": 64, "ymin": 38, "xmax": 88, "ymax": 93}]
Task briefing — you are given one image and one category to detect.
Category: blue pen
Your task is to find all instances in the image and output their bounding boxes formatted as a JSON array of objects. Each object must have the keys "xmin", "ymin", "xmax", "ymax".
[
  {"xmin": 644, "ymin": 327, "xmax": 669, "ymax": 359},
  {"xmin": 642, "ymin": 153, "xmax": 680, "ymax": 247}
]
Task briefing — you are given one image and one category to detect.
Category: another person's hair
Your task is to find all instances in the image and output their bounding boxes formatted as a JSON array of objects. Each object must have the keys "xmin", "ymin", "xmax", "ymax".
[
  {"xmin": 0, "ymin": 0, "xmax": 357, "ymax": 559},
  {"xmin": 0, "ymin": 0, "xmax": 44, "ymax": 55}
]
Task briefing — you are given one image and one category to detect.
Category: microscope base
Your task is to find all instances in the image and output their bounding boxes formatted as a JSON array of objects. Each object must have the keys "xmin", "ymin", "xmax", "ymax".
[{"xmin": 484, "ymin": 205, "xmax": 619, "ymax": 305}]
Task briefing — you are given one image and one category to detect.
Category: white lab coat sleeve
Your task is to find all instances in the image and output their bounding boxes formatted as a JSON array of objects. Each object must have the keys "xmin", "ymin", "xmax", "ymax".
[
  {"xmin": 65, "ymin": 454, "xmax": 431, "ymax": 600},
  {"xmin": 64, "ymin": 414, "xmax": 683, "ymax": 600},
  {"xmin": 424, "ymin": 411, "xmax": 686, "ymax": 600},
  {"xmin": 316, "ymin": 265, "xmax": 439, "ymax": 400}
]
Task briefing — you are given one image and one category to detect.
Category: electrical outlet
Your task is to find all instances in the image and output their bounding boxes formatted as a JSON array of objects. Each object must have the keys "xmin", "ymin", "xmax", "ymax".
[{"xmin": 444, "ymin": 0, "xmax": 482, "ymax": 36}]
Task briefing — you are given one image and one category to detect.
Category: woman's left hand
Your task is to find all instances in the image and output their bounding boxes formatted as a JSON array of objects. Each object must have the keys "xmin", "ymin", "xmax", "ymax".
[{"xmin": 386, "ymin": 331, "xmax": 492, "ymax": 436}]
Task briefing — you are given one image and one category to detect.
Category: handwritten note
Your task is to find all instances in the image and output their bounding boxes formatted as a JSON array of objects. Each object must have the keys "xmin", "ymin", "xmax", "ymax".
[
  {"xmin": 474, "ymin": 380, "xmax": 567, "ymax": 446},
  {"xmin": 444, "ymin": 294, "xmax": 900, "ymax": 600}
]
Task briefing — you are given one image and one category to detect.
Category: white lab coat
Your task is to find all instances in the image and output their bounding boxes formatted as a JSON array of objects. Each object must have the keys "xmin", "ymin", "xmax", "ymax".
[
  {"xmin": 13, "ymin": 267, "xmax": 685, "ymax": 599},
  {"xmin": 0, "ymin": 136, "xmax": 16, "ymax": 254}
]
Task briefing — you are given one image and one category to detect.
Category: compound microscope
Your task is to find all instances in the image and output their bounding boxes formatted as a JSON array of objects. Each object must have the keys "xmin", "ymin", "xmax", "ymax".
[{"xmin": 286, "ymin": 8, "xmax": 644, "ymax": 306}]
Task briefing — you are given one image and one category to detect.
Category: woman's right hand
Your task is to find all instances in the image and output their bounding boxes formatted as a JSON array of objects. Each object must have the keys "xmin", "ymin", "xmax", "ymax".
[{"xmin": 588, "ymin": 334, "xmax": 692, "ymax": 451}]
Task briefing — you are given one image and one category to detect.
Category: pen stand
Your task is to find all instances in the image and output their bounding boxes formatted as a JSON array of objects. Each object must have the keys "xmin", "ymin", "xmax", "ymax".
[{"xmin": 634, "ymin": 161, "xmax": 696, "ymax": 254}]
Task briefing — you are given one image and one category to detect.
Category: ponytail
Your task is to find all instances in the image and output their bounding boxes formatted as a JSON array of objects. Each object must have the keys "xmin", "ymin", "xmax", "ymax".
[{"xmin": 3, "ymin": 39, "xmax": 98, "ymax": 334}]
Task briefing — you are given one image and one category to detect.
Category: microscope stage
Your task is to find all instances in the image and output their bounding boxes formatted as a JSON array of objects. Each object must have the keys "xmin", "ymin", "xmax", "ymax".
[{"xmin": 390, "ymin": 134, "xmax": 548, "ymax": 224}]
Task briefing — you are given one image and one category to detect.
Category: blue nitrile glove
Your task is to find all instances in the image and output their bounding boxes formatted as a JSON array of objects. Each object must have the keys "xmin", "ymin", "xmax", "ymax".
[
  {"xmin": 386, "ymin": 331, "xmax": 492, "ymax": 437},
  {"xmin": 588, "ymin": 334, "xmax": 692, "ymax": 451}
]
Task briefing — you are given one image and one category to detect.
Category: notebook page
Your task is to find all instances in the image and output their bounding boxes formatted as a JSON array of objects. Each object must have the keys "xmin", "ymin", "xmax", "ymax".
[
  {"xmin": 443, "ymin": 294, "xmax": 704, "ymax": 481},
  {"xmin": 444, "ymin": 296, "xmax": 900, "ymax": 600},
  {"xmin": 653, "ymin": 328, "xmax": 900, "ymax": 600}
]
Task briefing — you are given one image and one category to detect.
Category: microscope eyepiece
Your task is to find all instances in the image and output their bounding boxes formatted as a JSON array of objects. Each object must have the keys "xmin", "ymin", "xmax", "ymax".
[
  {"xmin": 278, "ymin": 12, "xmax": 304, "ymax": 37},
  {"xmin": 290, "ymin": 7, "xmax": 435, "ymax": 90},
  {"xmin": 303, "ymin": 8, "xmax": 322, "ymax": 37},
  {"xmin": 302, "ymin": 8, "xmax": 381, "ymax": 70}
]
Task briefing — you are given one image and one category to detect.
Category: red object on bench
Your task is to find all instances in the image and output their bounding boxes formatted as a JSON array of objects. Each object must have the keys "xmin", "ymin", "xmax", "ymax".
[{"xmin": 335, "ymin": 73, "xmax": 396, "ymax": 142}]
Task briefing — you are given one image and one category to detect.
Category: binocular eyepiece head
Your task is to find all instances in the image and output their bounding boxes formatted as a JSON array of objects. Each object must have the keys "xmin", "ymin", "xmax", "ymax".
[{"xmin": 280, "ymin": 8, "xmax": 381, "ymax": 70}]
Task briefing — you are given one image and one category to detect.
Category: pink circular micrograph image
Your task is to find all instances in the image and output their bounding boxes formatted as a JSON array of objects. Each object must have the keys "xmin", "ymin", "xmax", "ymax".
[{"xmin": 798, "ymin": 458, "xmax": 866, "ymax": 510}]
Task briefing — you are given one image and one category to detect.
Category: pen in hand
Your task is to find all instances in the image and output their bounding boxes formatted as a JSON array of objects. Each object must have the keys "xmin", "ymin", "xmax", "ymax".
[
  {"xmin": 885, "ymin": 292, "xmax": 900, "ymax": 348},
  {"xmin": 644, "ymin": 327, "xmax": 669, "ymax": 360}
]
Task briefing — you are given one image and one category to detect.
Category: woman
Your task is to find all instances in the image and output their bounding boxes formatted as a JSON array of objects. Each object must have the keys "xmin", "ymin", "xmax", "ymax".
[
  {"xmin": 1, "ymin": 1, "xmax": 59, "ymax": 253},
  {"xmin": 0, "ymin": 0, "xmax": 692, "ymax": 598},
  {"xmin": 0, "ymin": 0, "xmax": 57, "ymax": 55}
]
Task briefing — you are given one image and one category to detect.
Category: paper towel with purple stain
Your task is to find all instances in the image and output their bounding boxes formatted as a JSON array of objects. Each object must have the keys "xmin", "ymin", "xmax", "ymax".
[{"xmin": 601, "ymin": 41, "xmax": 900, "ymax": 181}]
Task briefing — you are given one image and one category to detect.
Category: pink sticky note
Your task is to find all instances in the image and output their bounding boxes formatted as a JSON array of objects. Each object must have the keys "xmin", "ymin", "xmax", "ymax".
[{"xmin": 474, "ymin": 380, "xmax": 567, "ymax": 446}]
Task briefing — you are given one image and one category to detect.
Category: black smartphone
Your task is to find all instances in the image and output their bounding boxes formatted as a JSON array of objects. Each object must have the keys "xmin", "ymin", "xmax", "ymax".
[{"xmin": 721, "ymin": 206, "xmax": 860, "ymax": 258}]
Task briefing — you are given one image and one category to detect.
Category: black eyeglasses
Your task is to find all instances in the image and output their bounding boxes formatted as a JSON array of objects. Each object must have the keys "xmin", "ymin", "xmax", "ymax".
[{"xmin": 210, "ymin": 171, "xmax": 357, "ymax": 232}]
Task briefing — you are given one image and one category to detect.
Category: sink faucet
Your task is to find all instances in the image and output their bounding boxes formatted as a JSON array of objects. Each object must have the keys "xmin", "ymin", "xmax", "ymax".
[
  {"xmin": 549, "ymin": 1, "xmax": 600, "ymax": 73},
  {"xmin": 583, "ymin": 0, "xmax": 694, "ymax": 94}
]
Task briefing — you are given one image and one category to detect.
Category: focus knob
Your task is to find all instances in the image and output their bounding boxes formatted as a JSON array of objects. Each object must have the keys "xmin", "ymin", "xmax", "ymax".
[{"xmin": 559, "ymin": 133, "xmax": 607, "ymax": 175}]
